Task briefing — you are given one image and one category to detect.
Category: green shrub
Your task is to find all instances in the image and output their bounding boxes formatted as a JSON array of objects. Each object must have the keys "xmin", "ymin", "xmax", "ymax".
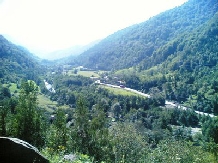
[{"xmin": 41, "ymin": 147, "xmax": 93, "ymax": 163}]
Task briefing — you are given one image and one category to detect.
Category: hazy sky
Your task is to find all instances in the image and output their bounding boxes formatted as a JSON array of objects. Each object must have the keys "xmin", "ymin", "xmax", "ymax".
[{"xmin": 0, "ymin": 0, "xmax": 187, "ymax": 56}]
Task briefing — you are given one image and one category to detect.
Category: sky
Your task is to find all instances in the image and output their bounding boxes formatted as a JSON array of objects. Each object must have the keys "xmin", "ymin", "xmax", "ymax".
[{"xmin": 0, "ymin": 0, "xmax": 187, "ymax": 57}]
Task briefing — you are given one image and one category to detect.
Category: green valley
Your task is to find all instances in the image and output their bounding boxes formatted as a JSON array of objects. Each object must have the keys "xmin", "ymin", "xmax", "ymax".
[{"xmin": 1, "ymin": 0, "xmax": 218, "ymax": 162}]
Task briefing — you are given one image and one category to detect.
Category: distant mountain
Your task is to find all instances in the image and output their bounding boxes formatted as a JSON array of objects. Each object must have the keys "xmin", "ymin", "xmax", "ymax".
[
  {"xmin": 75, "ymin": 0, "xmax": 218, "ymax": 70},
  {"xmin": 43, "ymin": 40, "xmax": 100, "ymax": 60},
  {"xmin": 0, "ymin": 35, "xmax": 43, "ymax": 83}
]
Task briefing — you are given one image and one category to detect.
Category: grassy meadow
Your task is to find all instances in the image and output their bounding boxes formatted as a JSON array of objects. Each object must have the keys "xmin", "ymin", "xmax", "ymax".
[
  {"xmin": 100, "ymin": 85, "xmax": 144, "ymax": 97},
  {"xmin": 67, "ymin": 69, "xmax": 108, "ymax": 78}
]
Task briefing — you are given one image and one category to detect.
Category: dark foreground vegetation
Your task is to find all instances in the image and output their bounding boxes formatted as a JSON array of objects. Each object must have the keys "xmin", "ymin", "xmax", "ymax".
[{"xmin": 1, "ymin": 79, "xmax": 218, "ymax": 162}]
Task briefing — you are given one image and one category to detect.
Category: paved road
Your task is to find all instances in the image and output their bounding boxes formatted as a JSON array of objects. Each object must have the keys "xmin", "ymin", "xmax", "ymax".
[
  {"xmin": 101, "ymin": 83, "xmax": 215, "ymax": 117},
  {"xmin": 165, "ymin": 101, "xmax": 215, "ymax": 117}
]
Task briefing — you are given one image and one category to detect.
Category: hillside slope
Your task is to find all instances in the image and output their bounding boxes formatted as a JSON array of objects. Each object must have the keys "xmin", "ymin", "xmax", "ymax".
[
  {"xmin": 72, "ymin": 0, "xmax": 218, "ymax": 114},
  {"xmin": 0, "ymin": 35, "xmax": 43, "ymax": 83},
  {"xmin": 115, "ymin": 12, "xmax": 218, "ymax": 114},
  {"xmin": 76, "ymin": 0, "xmax": 218, "ymax": 70}
]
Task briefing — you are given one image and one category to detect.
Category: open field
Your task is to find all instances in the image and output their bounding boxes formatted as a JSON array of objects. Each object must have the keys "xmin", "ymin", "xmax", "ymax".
[
  {"xmin": 3, "ymin": 83, "xmax": 19, "ymax": 95},
  {"xmin": 3, "ymin": 83, "xmax": 58, "ymax": 112},
  {"xmin": 100, "ymin": 85, "xmax": 144, "ymax": 97},
  {"xmin": 68, "ymin": 70, "xmax": 106, "ymax": 78},
  {"xmin": 77, "ymin": 71, "xmax": 100, "ymax": 77},
  {"xmin": 38, "ymin": 94, "xmax": 58, "ymax": 112},
  {"xmin": 68, "ymin": 70, "xmax": 100, "ymax": 77}
]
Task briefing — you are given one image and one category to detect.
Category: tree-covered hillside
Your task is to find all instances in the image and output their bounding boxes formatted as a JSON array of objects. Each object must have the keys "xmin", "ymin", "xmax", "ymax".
[
  {"xmin": 138, "ymin": 11, "xmax": 218, "ymax": 70},
  {"xmin": 69, "ymin": 0, "xmax": 218, "ymax": 115},
  {"xmin": 0, "ymin": 35, "xmax": 44, "ymax": 83},
  {"xmin": 76, "ymin": 0, "xmax": 218, "ymax": 70},
  {"xmin": 114, "ymin": 11, "xmax": 218, "ymax": 114}
]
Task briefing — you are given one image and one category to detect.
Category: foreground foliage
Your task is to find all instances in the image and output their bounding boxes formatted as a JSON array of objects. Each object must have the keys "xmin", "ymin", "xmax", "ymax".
[{"xmin": 1, "ymin": 79, "xmax": 218, "ymax": 162}]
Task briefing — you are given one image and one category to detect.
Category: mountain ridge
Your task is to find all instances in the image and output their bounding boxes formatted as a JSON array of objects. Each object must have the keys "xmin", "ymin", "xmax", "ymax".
[{"xmin": 75, "ymin": 0, "xmax": 218, "ymax": 70}]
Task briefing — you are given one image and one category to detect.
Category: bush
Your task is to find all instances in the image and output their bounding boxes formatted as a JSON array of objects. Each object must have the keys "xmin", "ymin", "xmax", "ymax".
[{"xmin": 41, "ymin": 147, "xmax": 93, "ymax": 163}]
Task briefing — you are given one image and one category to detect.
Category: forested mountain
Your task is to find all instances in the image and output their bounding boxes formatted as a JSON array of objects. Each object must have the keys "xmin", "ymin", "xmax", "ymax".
[
  {"xmin": 0, "ymin": 35, "xmax": 43, "ymax": 83},
  {"xmin": 70, "ymin": 0, "xmax": 218, "ymax": 115},
  {"xmin": 115, "ymin": 12, "xmax": 218, "ymax": 114},
  {"xmin": 76, "ymin": 0, "xmax": 218, "ymax": 70}
]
